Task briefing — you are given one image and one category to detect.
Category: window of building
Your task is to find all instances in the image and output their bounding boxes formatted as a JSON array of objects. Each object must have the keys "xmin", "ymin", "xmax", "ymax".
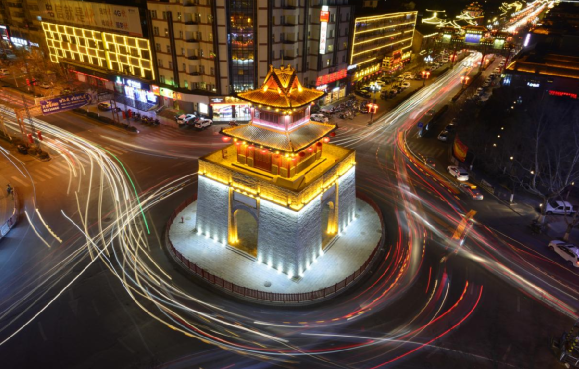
[
  {"xmin": 208, "ymin": 14, "xmax": 213, "ymax": 23},
  {"xmin": 200, "ymin": 65, "xmax": 205, "ymax": 74},
  {"xmin": 210, "ymin": 67, "xmax": 214, "ymax": 75},
  {"xmin": 329, "ymin": 29, "xmax": 334, "ymax": 38},
  {"xmin": 328, "ymin": 44, "xmax": 333, "ymax": 52},
  {"xmin": 200, "ymin": 49, "xmax": 204, "ymax": 57},
  {"xmin": 326, "ymin": 59, "xmax": 330, "ymax": 66},
  {"xmin": 191, "ymin": 82, "xmax": 197, "ymax": 90},
  {"xmin": 179, "ymin": 30, "xmax": 183, "ymax": 39},
  {"xmin": 281, "ymin": 16, "xmax": 285, "ymax": 25},
  {"xmin": 162, "ymin": 11, "xmax": 166, "ymax": 20},
  {"xmin": 177, "ymin": 12, "xmax": 182, "ymax": 21},
  {"xmin": 158, "ymin": 59, "xmax": 163, "ymax": 67},
  {"xmin": 153, "ymin": 27, "xmax": 159, "ymax": 36},
  {"xmin": 209, "ymin": 32, "xmax": 213, "ymax": 41},
  {"xmin": 166, "ymin": 45, "xmax": 171, "ymax": 53},
  {"xmin": 164, "ymin": 28, "xmax": 168, "ymax": 36},
  {"xmin": 181, "ymin": 47, "xmax": 184, "ymax": 55},
  {"xmin": 160, "ymin": 75, "xmax": 165, "ymax": 83},
  {"xmin": 272, "ymin": 16, "xmax": 275, "ymax": 25},
  {"xmin": 184, "ymin": 80, "xmax": 188, "ymax": 88},
  {"xmin": 330, "ymin": 13, "xmax": 335, "ymax": 23},
  {"xmin": 155, "ymin": 43, "xmax": 160, "ymax": 51},
  {"xmin": 200, "ymin": 82, "xmax": 206, "ymax": 89},
  {"xmin": 168, "ymin": 61, "xmax": 173, "ymax": 69},
  {"xmin": 151, "ymin": 10, "xmax": 157, "ymax": 19},
  {"xmin": 342, "ymin": 55, "xmax": 346, "ymax": 62},
  {"xmin": 182, "ymin": 63, "xmax": 185, "ymax": 71}
]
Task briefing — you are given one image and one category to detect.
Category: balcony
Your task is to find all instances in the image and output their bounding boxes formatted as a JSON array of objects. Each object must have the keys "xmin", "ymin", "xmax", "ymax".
[
  {"xmin": 186, "ymin": 38, "xmax": 199, "ymax": 43},
  {"xmin": 281, "ymin": 2, "xmax": 297, "ymax": 9},
  {"xmin": 186, "ymin": 55, "xmax": 199, "ymax": 60},
  {"xmin": 282, "ymin": 38, "xmax": 298, "ymax": 44}
]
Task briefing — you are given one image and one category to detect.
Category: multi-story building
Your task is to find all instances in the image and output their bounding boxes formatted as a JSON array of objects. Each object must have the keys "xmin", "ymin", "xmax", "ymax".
[
  {"xmin": 38, "ymin": 0, "xmax": 159, "ymax": 110},
  {"xmin": 147, "ymin": 0, "xmax": 353, "ymax": 117},
  {"xmin": 0, "ymin": 0, "xmax": 44, "ymax": 48},
  {"xmin": 349, "ymin": 10, "xmax": 417, "ymax": 86}
]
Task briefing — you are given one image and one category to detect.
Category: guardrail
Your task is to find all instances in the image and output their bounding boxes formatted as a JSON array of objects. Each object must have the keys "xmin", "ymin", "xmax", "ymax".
[
  {"xmin": 0, "ymin": 189, "xmax": 19, "ymax": 240},
  {"xmin": 166, "ymin": 191, "xmax": 385, "ymax": 304}
]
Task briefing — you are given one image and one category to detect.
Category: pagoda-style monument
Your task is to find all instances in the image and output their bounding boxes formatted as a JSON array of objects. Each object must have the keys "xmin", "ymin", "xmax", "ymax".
[{"xmin": 195, "ymin": 65, "xmax": 356, "ymax": 278}]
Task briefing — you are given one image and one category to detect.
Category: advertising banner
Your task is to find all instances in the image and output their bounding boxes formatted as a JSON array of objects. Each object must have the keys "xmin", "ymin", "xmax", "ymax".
[
  {"xmin": 39, "ymin": 93, "xmax": 92, "ymax": 115},
  {"xmin": 453, "ymin": 135, "xmax": 468, "ymax": 162},
  {"xmin": 39, "ymin": 0, "xmax": 143, "ymax": 37}
]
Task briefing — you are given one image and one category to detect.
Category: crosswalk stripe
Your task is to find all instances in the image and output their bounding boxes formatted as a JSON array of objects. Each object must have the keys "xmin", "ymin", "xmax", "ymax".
[
  {"xmin": 10, "ymin": 175, "xmax": 29, "ymax": 187},
  {"xmin": 43, "ymin": 167, "xmax": 61, "ymax": 177},
  {"xmin": 54, "ymin": 161, "xmax": 70, "ymax": 171},
  {"xmin": 53, "ymin": 165, "xmax": 69, "ymax": 174},
  {"xmin": 147, "ymin": 132, "xmax": 173, "ymax": 139},
  {"xmin": 108, "ymin": 145, "xmax": 128, "ymax": 153},
  {"xmin": 33, "ymin": 172, "xmax": 51, "ymax": 181},
  {"xmin": 105, "ymin": 146, "xmax": 125, "ymax": 156}
]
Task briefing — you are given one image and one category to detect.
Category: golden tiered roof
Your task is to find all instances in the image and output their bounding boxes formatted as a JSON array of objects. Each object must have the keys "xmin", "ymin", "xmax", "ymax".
[{"xmin": 237, "ymin": 65, "xmax": 324, "ymax": 109}]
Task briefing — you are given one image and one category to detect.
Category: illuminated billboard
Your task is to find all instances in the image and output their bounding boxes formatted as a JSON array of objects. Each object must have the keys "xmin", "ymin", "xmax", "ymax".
[{"xmin": 319, "ymin": 6, "xmax": 329, "ymax": 55}]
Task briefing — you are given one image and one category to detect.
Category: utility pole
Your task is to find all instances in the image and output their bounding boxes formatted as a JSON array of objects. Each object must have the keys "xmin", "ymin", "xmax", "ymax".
[{"xmin": 21, "ymin": 94, "xmax": 43, "ymax": 154}]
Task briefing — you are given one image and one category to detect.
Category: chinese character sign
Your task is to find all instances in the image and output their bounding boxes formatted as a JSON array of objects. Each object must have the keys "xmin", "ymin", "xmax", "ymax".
[
  {"xmin": 39, "ymin": 0, "xmax": 142, "ymax": 37},
  {"xmin": 315, "ymin": 69, "xmax": 348, "ymax": 86},
  {"xmin": 39, "ymin": 93, "xmax": 92, "ymax": 115}
]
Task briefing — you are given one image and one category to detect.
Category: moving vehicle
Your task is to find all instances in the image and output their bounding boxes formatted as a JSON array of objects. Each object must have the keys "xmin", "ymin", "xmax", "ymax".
[
  {"xmin": 401, "ymin": 81, "xmax": 411, "ymax": 89},
  {"xmin": 194, "ymin": 118, "xmax": 212, "ymax": 129},
  {"xmin": 448, "ymin": 166, "xmax": 469, "ymax": 181},
  {"xmin": 459, "ymin": 182, "xmax": 483, "ymax": 200},
  {"xmin": 548, "ymin": 240, "xmax": 579, "ymax": 267},
  {"xmin": 310, "ymin": 113, "xmax": 329, "ymax": 123},
  {"xmin": 437, "ymin": 130, "xmax": 449, "ymax": 142},
  {"xmin": 97, "ymin": 102, "xmax": 112, "ymax": 111},
  {"xmin": 546, "ymin": 200, "xmax": 576, "ymax": 215},
  {"xmin": 176, "ymin": 113, "xmax": 197, "ymax": 125}
]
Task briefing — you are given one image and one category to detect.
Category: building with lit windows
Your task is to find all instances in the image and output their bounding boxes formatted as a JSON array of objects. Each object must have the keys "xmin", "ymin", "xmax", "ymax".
[
  {"xmin": 38, "ymin": 0, "xmax": 159, "ymax": 110},
  {"xmin": 147, "ymin": 0, "xmax": 353, "ymax": 117},
  {"xmin": 349, "ymin": 10, "xmax": 417, "ymax": 84},
  {"xmin": 195, "ymin": 65, "xmax": 356, "ymax": 277},
  {"xmin": 0, "ymin": 0, "xmax": 44, "ymax": 49}
]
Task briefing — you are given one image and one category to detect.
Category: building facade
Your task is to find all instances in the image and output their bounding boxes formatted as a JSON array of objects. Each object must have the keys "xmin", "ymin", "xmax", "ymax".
[
  {"xmin": 349, "ymin": 10, "xmax": 417, "ymax": 86},
  {"xmin": 0, "ymin": 0, "xmax": 44, "ymax": 49},
  {"xmin": 147, "ymin": 0, "xmax": 353, "ymax": 116}
]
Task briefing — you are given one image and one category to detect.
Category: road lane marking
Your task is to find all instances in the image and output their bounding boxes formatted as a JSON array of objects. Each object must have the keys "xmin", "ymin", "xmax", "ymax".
[
  {"xmin": 105, "ymin": 146, "xmax": 125, "ymax": 156},
  {"xmin": 33, "ymin": 172, "xmax": 51, "ymax": 181},
  {"xmin": 38, "ymin": 322, "xmax": 48, "ymax": 341},
  {"xmin": 43, "ymin": 167, "xmax": 61, "ymax": 177},
  {"xmin": 10, "ymin": 175, "xmax": 29, "ymax": 187}
]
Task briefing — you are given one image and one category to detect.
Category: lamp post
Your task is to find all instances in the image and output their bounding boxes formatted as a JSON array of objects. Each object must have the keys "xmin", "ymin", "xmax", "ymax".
[
  {"xmin": 460, "ymin": 75, "xmax": 470, "ymax": 89},
  {"xmin": 421, "ymin": 70, "xmax": 430, "ymax": 86},
  {"xmin": 367, "ymin": 102, "xmax": 378, "ymax": 124}
]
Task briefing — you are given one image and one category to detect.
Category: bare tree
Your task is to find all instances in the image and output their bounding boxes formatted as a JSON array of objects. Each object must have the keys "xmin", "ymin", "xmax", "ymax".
[{"xmin": 504, "ymin": 97, "xmax": 579, "ymax": 224}]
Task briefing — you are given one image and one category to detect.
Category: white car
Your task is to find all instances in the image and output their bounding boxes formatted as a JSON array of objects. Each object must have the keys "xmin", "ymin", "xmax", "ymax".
[
  {"xmin": 476, "ymin": 87, "xmax": 484, "ymax": 95},
  {"xmin": 546, "ymin": 200, "xmax": 576, "ymax": 215},
  {"xmin": 176, "ymin": 113, "xmax": 197, "ymax": 125},
  {"xmin": 38, "ymin": 82, "xmax": 51, "ymax": 89},
  {"xmin": 448, "ymin": 166, "xmax": 469, "ymax": 181},
  {"xmin": 194, "ymin": 118, "xmax": 212, "ymax": 129},
  {"xmin": 442, "ymin": 57, "xmax": 449, "ymax": 63},
  {"xmin": 310, "ymin": 113, "xmax": 329, "ymax": 123},
  {"xmin": 548, "ymin": 240, "xmax": 579, "ymax": 267},
  {"xmin": 401, "ymin": 82, "xmax": 411, "ymax": 89},
  {"xmin": 437, "ymin": 130, "xmax": 449, "ymax": 142}
]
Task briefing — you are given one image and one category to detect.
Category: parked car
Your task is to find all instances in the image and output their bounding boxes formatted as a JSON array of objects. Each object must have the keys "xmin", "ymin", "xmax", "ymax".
[
  {"xmin": 176, "ymin": 113, "xmax": 197, "ymax": 125},
  {"xmin": 437, "ymin": 130, "xmax": 449, "ymax": 142},
  {"xmin": 310, "ymin": 113, "xmax": 329, "ymax": 123},
  {"xmin": 483, "ymin": 81, "xmax": 490, "ymax": 87},
  {"xmin": 459, "ymin": 183, "xmax": 484, "ymax": 200},
  {"xmin": 0, "ymin": 68, "xmax": 9, "ymax": 75},
  {"xmin": 445, "ymin": 123, "xmax": 456, "ymax": 132},
  {"xmin": 476, "ymin": 87, "xmax": 484, "ymax": 95},
  {"xmin": 38, "ymin": 82, "xmax": 51, "ymax": 89},
  {"xmin": 355, "ymin": 90, "xmax": 371, "ymax": 98},
  {"xmin": 194, "ymin": 118, "xmax": 212, "ymax": 129},
  {"xmin": 375, "ymin": 80, "xmax": 386, "ymax": 87},
  {"xmin": 448, "ymin": 165, "xmax": 469, "ymax": 181},
  {"xmin": 548, "ymin": 240, "xmax": 579, "ymax": 267},
  {"xmin": 546, "ymin": 200, "xmax": 576, "ymax": 215},
  {"xmin": 442, "ymin": 57, "xmax": 449, "ymax": 63},
  {"xmin": 401, "ymin": 81, "xmax": 411, "ymax": 89},
  {"xmin": 97, "ymin": 102, "xmax": 112, "ymax": 111}
]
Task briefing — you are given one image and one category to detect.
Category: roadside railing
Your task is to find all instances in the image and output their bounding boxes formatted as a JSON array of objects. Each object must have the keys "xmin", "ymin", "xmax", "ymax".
[
  {"xmin": 166, "ymin": 191, "xmax": 385, "ymax": 304},
  {"xmin": 0, "ymin": 189, "xmax": 19, "ymax": 240}
]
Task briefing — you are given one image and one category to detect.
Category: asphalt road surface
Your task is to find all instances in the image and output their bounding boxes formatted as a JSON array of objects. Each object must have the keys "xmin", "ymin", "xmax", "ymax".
[{"xmin": 0, "ymin": 52, "xmax": 575, "ymax": 369}]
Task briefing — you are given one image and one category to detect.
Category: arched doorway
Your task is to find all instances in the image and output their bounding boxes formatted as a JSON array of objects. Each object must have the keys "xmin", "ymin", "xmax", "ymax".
[
  {"xmin": 231, "ymin": 208, "xmax": 258, "ymax": 257},
  {"xmin": 321, "ymin": 201, "xmax": 337, "ymax": 249}
]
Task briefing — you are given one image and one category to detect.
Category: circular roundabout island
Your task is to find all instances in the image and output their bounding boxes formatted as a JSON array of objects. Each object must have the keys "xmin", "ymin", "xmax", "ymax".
[{"xmin": 165, "ymin": 65, "xmax": 384, "ymax": 305}]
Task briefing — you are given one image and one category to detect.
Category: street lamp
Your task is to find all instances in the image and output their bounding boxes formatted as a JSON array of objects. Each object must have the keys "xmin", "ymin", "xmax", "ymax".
[
  {"xmin": 421, "ymin": 70, "xmax": 430, "ymax": 86},
  {"xmin": 460, "ymin": 75, "xmax": 470, "ymax": 89},
  {"xmin": 367, "ymin": 103, "xmax": 378, "ymax": 124}
]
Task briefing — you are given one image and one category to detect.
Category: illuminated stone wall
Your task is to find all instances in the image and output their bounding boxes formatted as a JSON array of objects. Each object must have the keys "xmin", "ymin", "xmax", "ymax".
[{"xmin": 196, "ymin": 176, "xmax": 229, "ymax": 245}]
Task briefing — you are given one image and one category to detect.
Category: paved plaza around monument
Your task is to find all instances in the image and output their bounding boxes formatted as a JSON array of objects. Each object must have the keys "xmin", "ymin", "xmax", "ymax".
[{"xmin": 169, "ymin": 198, "xmax": 382, "ymax": 294}]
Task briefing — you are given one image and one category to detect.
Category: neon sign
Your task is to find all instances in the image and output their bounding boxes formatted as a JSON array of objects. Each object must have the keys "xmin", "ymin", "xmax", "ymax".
[
  {"xmin": 315, "ymin": 69, "xmax": 347, "ymax": 86},
  {"xmin": 548, "ymin": 90, "xmax": 578, "ymax": 99},
  {"xmin": 319, "ymin": 6, "xmax": 329, "ymax": 55}
]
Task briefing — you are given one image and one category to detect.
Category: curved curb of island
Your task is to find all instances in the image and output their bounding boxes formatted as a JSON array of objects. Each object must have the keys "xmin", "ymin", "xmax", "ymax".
[{"xmin": 164, "ymin": 190, "xmax": 386, "ymax": 306}]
